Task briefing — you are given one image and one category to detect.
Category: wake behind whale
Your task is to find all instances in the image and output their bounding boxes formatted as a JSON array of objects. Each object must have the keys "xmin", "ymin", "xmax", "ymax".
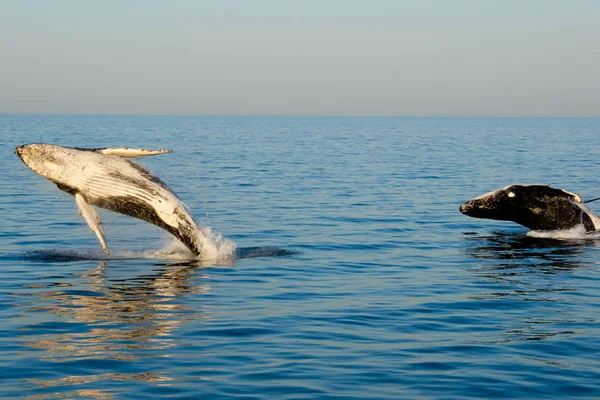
[
  {"xmin": 15, "ymin": 143, "xmax": 235, "ymax": 260},
  {"xmin": 10, "ymin": 244, "xmax": 296, "ymax": 264}
]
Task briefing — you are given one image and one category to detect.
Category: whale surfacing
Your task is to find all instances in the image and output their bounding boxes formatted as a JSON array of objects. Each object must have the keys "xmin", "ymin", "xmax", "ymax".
[
  {"xmin": 460, "ymin": 184, "xmax": 600, "ymax": 232},
  {"xmin": 15, "ymin": 143, "xmax": 211, "ymax": 257}
]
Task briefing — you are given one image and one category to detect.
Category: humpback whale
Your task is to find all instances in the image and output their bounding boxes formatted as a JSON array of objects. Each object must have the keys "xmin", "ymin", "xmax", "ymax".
[
  {"xmin": 460, "ymin": 184, "xmax": 600, "ymax": 232},
  {"xmin": 15, "ymin": 143, "xmax": 208, "ymax": 256}
]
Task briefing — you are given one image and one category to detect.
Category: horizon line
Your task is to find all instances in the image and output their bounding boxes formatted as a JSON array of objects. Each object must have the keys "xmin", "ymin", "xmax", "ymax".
[{"xmin": 1, "ymin": 112, "xmax": 599, "ymax": 119}]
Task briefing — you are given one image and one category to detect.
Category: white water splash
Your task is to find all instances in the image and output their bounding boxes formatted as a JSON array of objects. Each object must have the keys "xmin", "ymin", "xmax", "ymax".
[
  {"xmin": 23, "ymin": 225, "xmax": 236, "ymax": 263},
  {"xmin": 106, "ymin": 226, "xmax": 237, "ymax": 262},
  {"xmin": 157, "ymin": 224, "xmax": 237, "ymax": 261},
  {"xmin": 526, "ymin": 225, "xmax": 600, "ymax": 240}
]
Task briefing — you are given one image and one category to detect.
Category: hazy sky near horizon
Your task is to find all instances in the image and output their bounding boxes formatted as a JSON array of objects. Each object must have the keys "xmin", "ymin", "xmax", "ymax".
[{"xmin": 1, "ymin": 0, "xmax": 599, "ymax": 116}]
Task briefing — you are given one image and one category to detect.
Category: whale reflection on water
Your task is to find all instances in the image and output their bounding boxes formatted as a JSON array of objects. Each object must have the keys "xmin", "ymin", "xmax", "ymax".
[
  {"xmin": 462, "ymin": 231, "xmax": 598, "ymax": 345},
  {"xmin": 18, "ymin": 260, "xmax": 211, "ymax": 396},
  {"xmin": 25, "ymin": 261, "xmax": 210, "ymax": 352},
  {"xmin": 463, "ymin": 230, "xmax": 593, "ymax": 271},
  {"xmin": 15, "ymin": 245, "xmax": 299, "ymax": 395}
]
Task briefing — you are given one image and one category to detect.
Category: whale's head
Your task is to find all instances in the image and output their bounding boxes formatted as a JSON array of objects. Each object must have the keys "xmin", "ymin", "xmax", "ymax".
[
  {"xmin": 459, "ymin": 184, "xmax": 589, "ymax": 231},
  {"xmin": 16, "ymin": 143, "xmax": 72, "ymax": 183}
]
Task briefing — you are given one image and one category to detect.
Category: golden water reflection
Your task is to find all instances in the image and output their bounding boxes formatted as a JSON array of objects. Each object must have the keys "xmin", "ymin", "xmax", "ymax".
[{"xmin": 22, "ymin": 260, "xmax": 219, "ymax": 397}]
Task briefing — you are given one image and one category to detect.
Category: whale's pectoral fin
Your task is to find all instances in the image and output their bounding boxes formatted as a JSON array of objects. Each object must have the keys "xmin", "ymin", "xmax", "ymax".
[
  {"xmin": 96, "ymin": 148, "xmax": 172, "ymax": 158},
  {"xmin": 75, "ymin": 193, "xmax": 110, "ymax": 255}
]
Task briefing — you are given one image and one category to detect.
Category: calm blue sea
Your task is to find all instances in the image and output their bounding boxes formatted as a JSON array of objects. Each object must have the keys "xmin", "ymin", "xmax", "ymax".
[{"xmin": 1, "ymin": 115, "xmax": 600, "ymax": 399}]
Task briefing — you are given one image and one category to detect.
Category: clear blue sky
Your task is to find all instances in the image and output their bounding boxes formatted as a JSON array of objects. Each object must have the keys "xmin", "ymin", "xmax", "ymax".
[{"xmin": 1, "ymin": 0, "xmax": 599, "ymax": 116}]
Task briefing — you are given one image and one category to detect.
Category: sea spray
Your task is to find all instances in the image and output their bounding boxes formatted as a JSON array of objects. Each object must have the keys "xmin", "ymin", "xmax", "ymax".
[
  {"xmin": 526, "ymin": 224, "xmax": 600, "ymax": 240},
  {"xmin": 159, "ymin": 223, "xmax": 236, "ymax": 261}
]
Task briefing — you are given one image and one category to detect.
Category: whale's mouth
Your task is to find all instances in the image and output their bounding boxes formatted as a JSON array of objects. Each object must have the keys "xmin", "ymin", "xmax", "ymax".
[
  {"xmin": 15, "ymin": 145, "xmax": 25, "ymax": 160},
  {"xmin": 14, "ymin": 144, "xmax": 42, "ymax": 168},
  {"xmin": 459, "ymin": 200, "xmax": 483, "ymax": 217},
  {"xmin": 459, "ymin": 199, "xmax": 499, "ymax": 220},
  {"xmin": 459, "ymin": 202, "xmax": 471, "ymax": 215}
]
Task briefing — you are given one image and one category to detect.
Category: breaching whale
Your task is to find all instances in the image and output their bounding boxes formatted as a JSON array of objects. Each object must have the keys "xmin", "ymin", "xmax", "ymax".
[
  {"xmin": 459, "ymin": 184, "xmax": 600, "ymax": 232},
  {"xmin": 15, "ymin": 143, "xmax": 207, "ymax": 256}
]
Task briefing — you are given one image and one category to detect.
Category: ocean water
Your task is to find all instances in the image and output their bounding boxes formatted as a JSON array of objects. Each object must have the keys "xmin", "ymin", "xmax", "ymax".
[{"xmin": 1, "ymin": 115, "xmax": 600, "ymax": 399}]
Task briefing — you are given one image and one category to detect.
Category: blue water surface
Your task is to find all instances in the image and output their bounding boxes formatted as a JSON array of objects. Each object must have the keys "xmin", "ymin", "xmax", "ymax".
[{"xmin": 1, "ymin": 115, "xmax": 600, "ymax": 399}]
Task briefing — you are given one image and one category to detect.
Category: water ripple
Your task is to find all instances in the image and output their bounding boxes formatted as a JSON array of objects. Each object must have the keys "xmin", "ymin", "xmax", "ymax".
[{"xmin": 2, "ymin": 116, "xmax": 600, "ymax": 398}]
